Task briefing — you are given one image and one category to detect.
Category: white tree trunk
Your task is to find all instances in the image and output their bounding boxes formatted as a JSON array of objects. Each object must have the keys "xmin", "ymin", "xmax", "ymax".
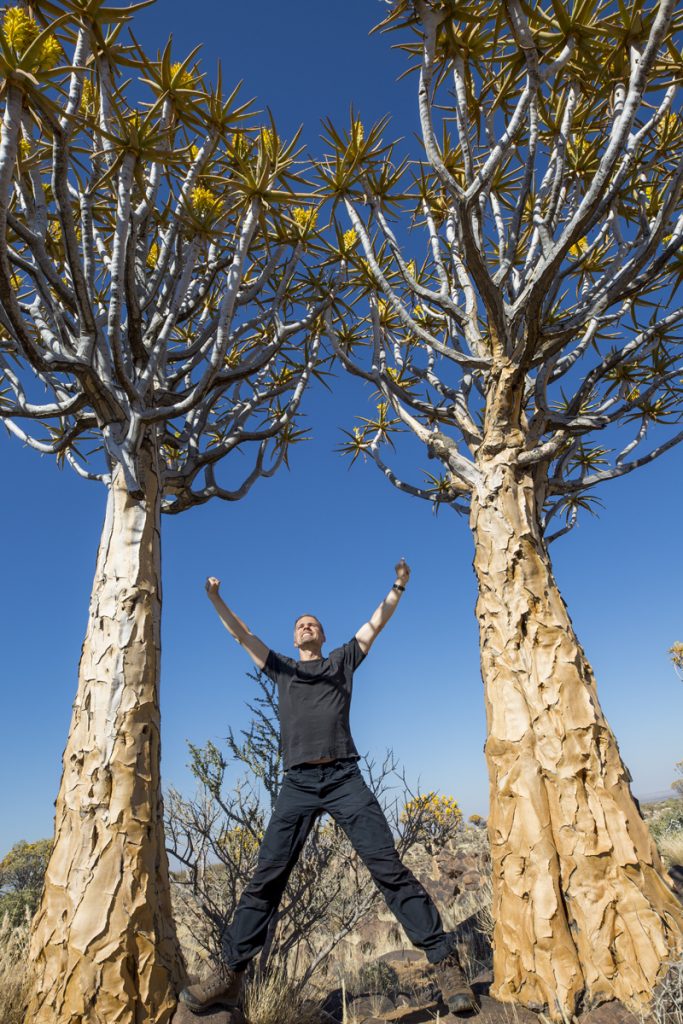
[
  {"xmin": 26, "ymin": 446, "xmax": 186, "ymax": 1024},
  {"xmin": 471, "ymin": 445, "xmax": 683, "ymax": 1018}
]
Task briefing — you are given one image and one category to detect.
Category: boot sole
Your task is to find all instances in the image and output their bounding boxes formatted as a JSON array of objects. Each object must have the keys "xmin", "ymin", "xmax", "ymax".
[
  {"xmin": 446, "ymin": 992, "xmax": 478, "ymax": 1014},
  {"xmin": 179, "ymin": 990, "xmax": 239, "ymax": 1014}
]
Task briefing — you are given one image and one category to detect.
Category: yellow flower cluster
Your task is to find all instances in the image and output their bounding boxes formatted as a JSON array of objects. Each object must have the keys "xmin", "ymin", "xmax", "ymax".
[
  {"xmin": 80, "ymin": 78, "xmax": 97, "ymax": 117},
  {"xmin": 292, "ymin": 206, "xmax": 318, "ymax": 232},
  {"xmin": 37, "ymin": 33, "xmax": 60, "ymax": 69},
  {"xmin": 658, "ymin": 111, "xmax": 681, "ymax": 143},
  {"xmin": 170, "ymin": 61, "xmax": 195, "ymax": 90},
  {"xmin": 2, "ymin": 6, "xmax": 61, "ymax": 69},
  {"xmin": 386, "ymin": 367, "xmax": 408, "ymax": 387},
  {"xmin": 3, "ymin": 6, "xmax": 37, "ymax": 50},
  {"xmin": 352, "ymin": 119, "xmax": 365, "ymax": 146},
  {"xmin": 221, "ymin": 825, "xmax": 263, "ymax": 857},
  {"xmin": 401, "ymin": 792, "xmax": 462, "ymax": 848},
  {"xmin": 406, "ymin": 259, "xmax": 417, "ymax": 278},
  {"xmin": 342, "ymin": 228, "xmax": 358, "ymax": 250},
  {"xmin": 569, "ymin": 236, "xmax": 588, "ymax": 259},
  {"xmin": 231, "ymin": 131, "xmax": 249, "ymax": 158},
  {"xmin": 190, "ymin": 184, "xmax": 223, "ymax": 222},
  {"xmin": 146, "ymin": 242, "xmax": 159, "ymax": 269},
  {"xmin": 18, "ymin": 136, "xmax": 31, "ymax": 160},
  {"xmin": 260, "ymin": 127, "xmax": 275, "ymax": 152},
  {"xmin": 377, "ymin": 298, "xmax": 398, "ymax": 326}
]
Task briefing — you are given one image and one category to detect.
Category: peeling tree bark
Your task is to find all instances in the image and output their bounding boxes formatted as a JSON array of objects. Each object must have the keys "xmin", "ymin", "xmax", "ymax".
[
  {"xmin": 26, "ymin": 444, "xmax": 186, "ymax": 1024},
  {"xmin": 471, "ymin": 435, "xmax": 683, "ymax": 1019}
]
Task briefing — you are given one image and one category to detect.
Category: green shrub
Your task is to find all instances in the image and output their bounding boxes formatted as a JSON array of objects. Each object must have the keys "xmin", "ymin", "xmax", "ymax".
[
  {"xmin": 350, "ymin": 960, "xmax": 399, "ymax": 996},
  {"xmin": 650, "ymin": 803, "xmax": 683, "ymax": 842},
  {"xmin": 0, "ymin": 839, "xmax": 52, "ymax": 927}
]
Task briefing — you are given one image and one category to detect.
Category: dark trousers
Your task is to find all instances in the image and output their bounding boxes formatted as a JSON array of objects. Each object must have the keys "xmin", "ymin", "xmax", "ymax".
[{"xmin": 222, "ymin": 759, "xmax": 454, "ymax": 969}]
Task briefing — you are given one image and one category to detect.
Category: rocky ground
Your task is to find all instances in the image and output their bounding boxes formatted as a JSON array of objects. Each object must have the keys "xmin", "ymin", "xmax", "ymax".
[
  {"xmin": 325, "ymin": 827, "xmax": 494, "ymax": 979},
  {"xmin": 171, "ymin": 952, "xmax": 654, "ymax": 1024},
  {"xmin": 171, "ymin": 814, "xmax": 683, "ymax": 1024}
]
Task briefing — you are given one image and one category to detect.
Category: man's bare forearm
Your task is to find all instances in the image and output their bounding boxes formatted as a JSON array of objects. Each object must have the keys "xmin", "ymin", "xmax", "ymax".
[
  {"xmin": 365, "ymin": 585, "xmax": 402, "ymax": 631},
  {"xmin": 355, "ymin": 559, "xmax": 410, "ymax": 654},
  {"xmin": 205, "ymin": 577, "xmax": 269, "ymax": 669},
  {"xmin": 210, "ymin": 594, "xmax": 252, "ymax": 643}
]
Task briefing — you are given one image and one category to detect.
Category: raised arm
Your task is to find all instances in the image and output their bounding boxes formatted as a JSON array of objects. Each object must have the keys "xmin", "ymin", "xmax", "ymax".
[
  {"xmin": 355, "ymin": 559, "xmax": 411, "ymax": 655},
  {"xmin": 205, "ymin": 577, "xmax": 269, "ymax": 670}
]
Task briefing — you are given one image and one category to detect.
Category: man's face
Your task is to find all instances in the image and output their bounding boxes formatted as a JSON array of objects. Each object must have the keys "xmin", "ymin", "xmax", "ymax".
[{"xmin": 294, "ymin": 616, "xmax": 325, "ymax": 650}]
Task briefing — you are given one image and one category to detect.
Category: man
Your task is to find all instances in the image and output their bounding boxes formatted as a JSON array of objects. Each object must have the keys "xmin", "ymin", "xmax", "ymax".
[{"xmin": 180, "ymin": 560, "xmax": 476, "ymax": 1016}]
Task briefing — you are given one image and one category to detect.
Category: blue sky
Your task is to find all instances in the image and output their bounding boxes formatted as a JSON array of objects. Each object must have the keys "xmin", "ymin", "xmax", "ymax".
[{"xmin": 1, "ymin": 0, "xmax": 682, "ymax": 855}]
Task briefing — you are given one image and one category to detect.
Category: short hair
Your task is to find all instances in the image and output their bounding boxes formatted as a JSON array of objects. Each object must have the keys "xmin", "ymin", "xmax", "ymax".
[{"xmin": 293, "ymin": 613, "xmax": 324, "ymax": 632}]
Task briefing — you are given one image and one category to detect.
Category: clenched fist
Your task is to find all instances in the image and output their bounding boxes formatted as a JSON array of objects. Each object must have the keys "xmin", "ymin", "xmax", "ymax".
[
  {"xmin": 205, "ymin": 576, "xmax": 221, "ymax": 598},
  {"xmin": 395, "ymin": 559, "xmax": 411, "ymax": 584}
]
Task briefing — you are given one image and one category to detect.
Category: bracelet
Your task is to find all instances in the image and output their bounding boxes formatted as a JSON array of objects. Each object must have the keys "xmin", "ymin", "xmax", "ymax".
[{"xmin": 392, "ymin": 583, "xmax": 406, "ymax": 593}]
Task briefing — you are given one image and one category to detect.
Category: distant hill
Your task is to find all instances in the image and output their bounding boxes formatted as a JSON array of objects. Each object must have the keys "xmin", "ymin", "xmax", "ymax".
[{"xmin": 637, "ymin": 789, "xmax": 679, "ymax": 805}]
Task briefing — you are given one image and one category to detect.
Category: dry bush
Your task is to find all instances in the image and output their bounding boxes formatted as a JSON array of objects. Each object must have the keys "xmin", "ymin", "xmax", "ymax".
[
  {"xmin": 346, "ymin": 960, "xmax": 399, "ymax": 998},
  {"xmin": 400, "ymin": 794, "xmax": 463, "ymax": 854},
  {"xmin": 649, "ymin": 957, "xmax": 683, "ymax": 1024},
  {"xmin": 242, "ymin": 970, "xmax": 321, "ymax": 1024},
  {"xmin": 0, "ymin": 913, "xmax": 30, "ymax": 1024}
]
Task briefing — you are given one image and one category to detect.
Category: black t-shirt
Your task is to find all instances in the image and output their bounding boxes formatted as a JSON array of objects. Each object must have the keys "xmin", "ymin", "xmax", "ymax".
[{"xmin": 263, "ymin": 638, "xmax": 366, "ymax": 770}]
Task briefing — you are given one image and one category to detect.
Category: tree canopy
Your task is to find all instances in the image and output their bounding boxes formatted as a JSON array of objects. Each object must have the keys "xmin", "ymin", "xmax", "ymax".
[
  {"xmin": 319, "ymin": 0, "xmax": 683, "ymax": 539},
  {"xmin": 0, "ymin": 0, "xmax": 330, "ymax": 508}
]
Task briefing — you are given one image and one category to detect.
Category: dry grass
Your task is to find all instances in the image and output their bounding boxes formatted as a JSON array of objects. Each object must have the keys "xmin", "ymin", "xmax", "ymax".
[
  {"xmin": 242, "ymin": 969, "xmax": 321, "ymax": 1024},
  {"xmin": 346, "ymin": 993, "xmax": 396, "ymax": 1024},
  {"xmin": 440, "ymin": 876, "xmax": 494, "ymax": 981},
  {"xmin": 658, "ymin": 833, "xmax": 683, "ymax": 871},
  {"xmin": 0, "ymin": 913, "xmax": 30, "ymax": 1024}
]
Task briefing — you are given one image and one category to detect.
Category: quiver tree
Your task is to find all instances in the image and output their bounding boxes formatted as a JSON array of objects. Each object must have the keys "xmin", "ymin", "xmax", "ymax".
[
  {"xmin": 0, "ymin": 3, "xmax": 328, "ymax": 1021},
  {"xmin": 319, "ymin": 0, "xmax": 683, "ymax": 1017}
]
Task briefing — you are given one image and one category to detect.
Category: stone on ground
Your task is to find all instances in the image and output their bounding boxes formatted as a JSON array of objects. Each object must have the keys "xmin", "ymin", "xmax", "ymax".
[
  {"xmin": 172, "ymin": 1002, "xmax": 245, "ymax": 1024},
  {"xmin": 578, "ymin": 1002, "xmax": 646, "ymax": 1024}
]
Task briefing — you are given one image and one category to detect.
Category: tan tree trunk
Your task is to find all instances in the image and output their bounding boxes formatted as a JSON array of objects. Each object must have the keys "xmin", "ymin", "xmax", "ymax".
[
  {"xmin": 471, "ymin": 442, "xmax": 683, "ymax": 1019},
  {"xmin": 26, "ymin": 446, "xmax": 186, "ymax": 1024}
]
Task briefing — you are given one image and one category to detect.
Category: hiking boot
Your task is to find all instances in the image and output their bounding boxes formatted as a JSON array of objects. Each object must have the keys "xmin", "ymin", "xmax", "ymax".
[
  {"xmin": 179, "ymin": 966, "xmax": 244, "ymax": 1014},
  {"xmin": 433, "ymin": 952, "xmax": 477, "ymax": 1014}
]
